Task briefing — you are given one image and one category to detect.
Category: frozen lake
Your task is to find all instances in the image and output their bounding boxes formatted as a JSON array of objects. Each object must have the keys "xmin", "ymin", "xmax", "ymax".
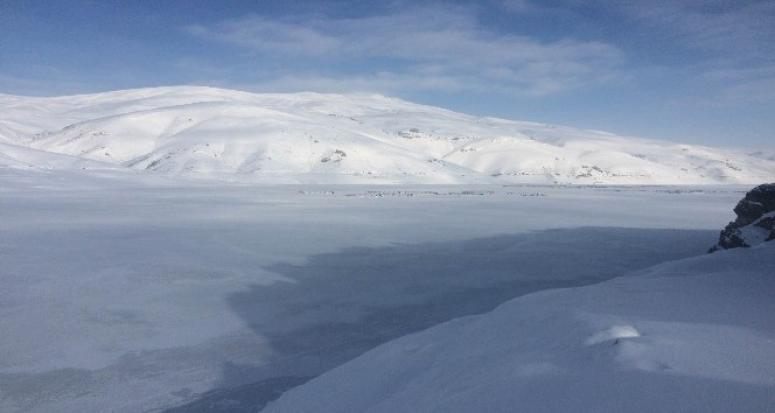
[{"xmin": 0, "ymin": 170, "xmax": 746, "ymax": 412}]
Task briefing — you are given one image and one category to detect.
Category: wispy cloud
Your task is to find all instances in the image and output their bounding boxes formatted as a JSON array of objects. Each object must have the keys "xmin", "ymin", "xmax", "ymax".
[
  {"xmin": 494, "ymin": 0, "xmax": 775, "ymax": 105},
  {"xmin": 618, "ymin": 0, "xmax": 775, "ymax": 56},
  {"xmin": 186, "ymin": 18, "xmax": 341, "ymax": 57},
  {"xmin": 611, "ymin": 0, "xmax": 775, "ymax": 104},
  {"xmin": 698, "ymin": 65, "xmax": 775, "ymax": 105},
  {"xmin": 499, "ymin": 0, "xmax": 535, "ymax": 13},
  {"xmin": 185, "ymin": 4, "xmax": 623, "ymax": 96}
]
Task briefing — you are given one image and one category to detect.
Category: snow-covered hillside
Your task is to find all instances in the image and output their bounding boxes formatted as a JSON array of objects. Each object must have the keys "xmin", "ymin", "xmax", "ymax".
[
  {"xmin": 265, "ymin": 243, "xmax": 775, "ymax": 413},
  {"xmin": 1, "ymin": 86, "xmax": 773, "ymax": 184}
]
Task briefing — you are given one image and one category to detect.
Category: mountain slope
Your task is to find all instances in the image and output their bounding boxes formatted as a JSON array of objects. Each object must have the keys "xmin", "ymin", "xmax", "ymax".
[
  {"xmin": 1, "ymin": 86, "xmax": 773, "ymax": 184},
  {"xmin": 0, "ymin": 141, "xmax": 119, "ymax": 171}
]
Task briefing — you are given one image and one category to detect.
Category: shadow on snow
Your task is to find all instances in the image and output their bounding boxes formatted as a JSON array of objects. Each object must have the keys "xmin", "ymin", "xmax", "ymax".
[{"xmin": 166, "ymin": 227, "xmax": 717, "ymax": 412}]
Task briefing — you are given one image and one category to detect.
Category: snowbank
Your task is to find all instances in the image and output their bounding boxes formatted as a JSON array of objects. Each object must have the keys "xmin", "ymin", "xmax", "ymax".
[{"xmin": 265, "ymin": 243, "xmax": 775, "ymax": 413}]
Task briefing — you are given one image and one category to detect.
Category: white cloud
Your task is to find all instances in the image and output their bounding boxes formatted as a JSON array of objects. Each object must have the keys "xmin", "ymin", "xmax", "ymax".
[{"xmin": 186, "ymin": 5, "xmax": 623, "ymax": 96}]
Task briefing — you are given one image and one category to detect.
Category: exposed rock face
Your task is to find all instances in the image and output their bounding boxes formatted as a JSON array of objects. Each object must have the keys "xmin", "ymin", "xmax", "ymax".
[{"xmin": 710, "ymin": 183, "xmax": 775, "ymax": 252}]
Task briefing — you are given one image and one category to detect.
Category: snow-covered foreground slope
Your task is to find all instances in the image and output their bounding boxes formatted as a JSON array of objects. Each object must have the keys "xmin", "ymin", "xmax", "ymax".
[
  {"xmin": 266, "ymin": 243, "xmax": 775, "ymax": 413},
  {"xmin": 1, "ymin": 86, "xmax": 773, "ymax": 184}
]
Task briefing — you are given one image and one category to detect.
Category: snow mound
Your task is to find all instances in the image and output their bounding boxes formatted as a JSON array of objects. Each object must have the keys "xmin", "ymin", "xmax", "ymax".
[
  {"xmin": 264, "ymin": 243, "xmax": 775, "ymax": 413},
  {"xmin": 1, "ymin": 86, "xmax": 774, "ymax": 184},
  {"xmin": 584, "ymin": 325, "xmax": 640, "ymax": 345}
]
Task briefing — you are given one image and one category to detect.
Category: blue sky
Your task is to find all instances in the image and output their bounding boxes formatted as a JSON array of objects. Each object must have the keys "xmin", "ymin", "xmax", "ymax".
[{"xmin": 1, "ymin": 0, "xmax": 773, "ymax": 148}]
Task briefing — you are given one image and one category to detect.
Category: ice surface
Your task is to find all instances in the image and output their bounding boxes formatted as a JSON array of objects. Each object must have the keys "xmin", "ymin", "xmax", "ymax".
[{"xmin": 0, "ymin": 168, "xmax": 749, "ymax": 412}]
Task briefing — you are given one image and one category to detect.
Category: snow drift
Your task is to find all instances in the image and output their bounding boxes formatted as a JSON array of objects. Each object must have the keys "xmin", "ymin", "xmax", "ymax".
[{"xmin": 1, "ymin": 86, "xmax": 773, "ymax": 184}]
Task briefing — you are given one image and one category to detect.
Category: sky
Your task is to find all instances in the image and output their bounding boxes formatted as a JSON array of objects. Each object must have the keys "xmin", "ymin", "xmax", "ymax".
[{"xmin": 0, "ymin": 0, "xmax": 773, "ymax": 148}]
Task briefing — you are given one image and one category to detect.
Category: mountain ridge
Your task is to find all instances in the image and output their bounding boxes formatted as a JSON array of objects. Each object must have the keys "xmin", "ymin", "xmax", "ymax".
[{"xmin": 1, "ymin": 86, "xmax": 773, "ymax": 184}]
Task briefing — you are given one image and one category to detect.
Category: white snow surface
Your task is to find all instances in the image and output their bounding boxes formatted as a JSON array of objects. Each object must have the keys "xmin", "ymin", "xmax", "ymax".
[
  {"xmin": 0, "ymin": 167, "xmax": 756, "ymax": 413},
  {"xmin": 266, "ymin": 243, "xmax": 775, "ymax": 413},
  {"xmin": 1, "ymin": 86, "xmax": 773, "ymax": 184}
]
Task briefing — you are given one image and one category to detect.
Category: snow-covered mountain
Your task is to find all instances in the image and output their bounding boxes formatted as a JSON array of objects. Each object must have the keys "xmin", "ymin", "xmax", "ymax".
[{"xmin": 1, "ymin": 86, "xmax": 773, "ymax": 184}]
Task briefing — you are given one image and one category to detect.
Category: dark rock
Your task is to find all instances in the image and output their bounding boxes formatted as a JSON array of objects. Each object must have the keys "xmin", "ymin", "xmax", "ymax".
[
  {"xmin": 710, "ymin": 183, "xmax": 775, "ymax": 252},
  {"xmin": 757, "ymin": 216, "xmax": 775, "ymax": 241},
  {"xmin": 733, "ymin": 183, "xmax": 775, "ymax": 225}
]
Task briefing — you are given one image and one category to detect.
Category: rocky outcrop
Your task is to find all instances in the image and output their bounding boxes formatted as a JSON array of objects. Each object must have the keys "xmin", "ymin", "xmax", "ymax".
[{"xmin": 710, "ymin": 183, "xmax": 775, "ymax": 252}]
